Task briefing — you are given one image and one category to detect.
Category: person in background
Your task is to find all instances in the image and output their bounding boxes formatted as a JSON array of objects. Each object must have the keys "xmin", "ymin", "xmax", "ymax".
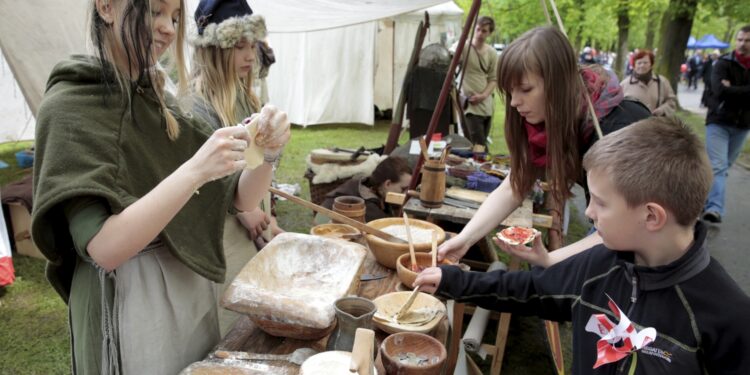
[
  {"xmin": 700, "ymin": 50, "xmax": 720, "ymax": 108},
  {"xmin": 320, "ymin": 156, "xmax": 412, "ymax": 223},
  {"xmin": 437, "ymin": 26, "xmax": 651, "ymax": 268},
  {"xmin": 702, "ymin": 25, "xmax": 750, "ymax": 223},
  {"xmin": 456, "ymin": 16, "xmax": 498, "ymax": 151},
  {"xmin": 415, "ymin": 117, "xmax": 750, "ymax": 374},
  {"xmin": 620, "ymin": 49, "xmax": 677, "ymax": 117},
  {"xmin": 190, "ymin": 0, "xmax": 285, "ymax": 334},
  {"xmin": 30, "ymin": 0, "xmax": 290, "ymax": 373},
  {"xmin": 687, "ymin": 50, "xmax": 704, "ymax": 90}
]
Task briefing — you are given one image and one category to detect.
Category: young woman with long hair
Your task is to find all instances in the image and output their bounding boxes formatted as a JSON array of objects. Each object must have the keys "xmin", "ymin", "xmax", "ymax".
[
  {"xmin": 188, "ymin": 0, "xmax": 284, "ymax": 334},
  {"xmin": 438, "ymin": 26, "xmax": 650, "ymax": 267},
  {"xmin": 30, "ymin": 0, "xmax": 289, "ymax": 373}
]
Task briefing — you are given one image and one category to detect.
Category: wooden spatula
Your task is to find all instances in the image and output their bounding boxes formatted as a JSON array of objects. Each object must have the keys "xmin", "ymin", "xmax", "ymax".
[
  {"xmin": 396, "ymin": 285, "xmax": 421, "ymax": 321},
  {"xmin": 402, "ymin": 213, "xmax": 418, "ymax": 272}
]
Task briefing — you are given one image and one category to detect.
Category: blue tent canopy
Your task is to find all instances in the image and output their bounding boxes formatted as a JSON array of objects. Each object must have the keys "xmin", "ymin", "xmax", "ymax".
[
  {"xmin": 694, "ymin": 34, "xmax": 730, "ymax": 49},
  {"xmin": 686, "ymin": 36, "xmax": 697, "ymax": 49}
]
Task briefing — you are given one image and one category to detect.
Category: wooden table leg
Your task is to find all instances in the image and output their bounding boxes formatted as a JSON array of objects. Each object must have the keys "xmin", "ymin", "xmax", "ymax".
[
  {"xmin": 444, "ymin": 301, "xmax": 465, "ymax": 375},
  {"xmin": 490, "ymin": 255, "xmax": 522, "ymax": 375}
]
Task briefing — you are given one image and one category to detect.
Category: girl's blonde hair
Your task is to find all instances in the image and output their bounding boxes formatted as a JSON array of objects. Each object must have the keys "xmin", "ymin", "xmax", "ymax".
[
  {"xmin": 192, "ymin": 44, "xmax": 260, "ymax": 126},
  {"xmin": 88, "ymin": 0, "xmax": 188, "ymax": 140},
  {"xmin": 497, "ymin": 26, "xmax": 585, "ymax": 203}
]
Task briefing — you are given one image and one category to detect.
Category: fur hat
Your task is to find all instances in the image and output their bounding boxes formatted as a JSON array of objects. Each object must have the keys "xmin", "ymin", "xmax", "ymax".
[{"xmin": 192, "ymin": 0, "xmax": 266, "ymax": 49}]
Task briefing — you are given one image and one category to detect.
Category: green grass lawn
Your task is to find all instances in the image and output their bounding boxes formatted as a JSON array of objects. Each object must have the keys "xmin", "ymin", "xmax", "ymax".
[{"xmin": 1, "ymin": 102, "xmax": 747, "ymax": 374}]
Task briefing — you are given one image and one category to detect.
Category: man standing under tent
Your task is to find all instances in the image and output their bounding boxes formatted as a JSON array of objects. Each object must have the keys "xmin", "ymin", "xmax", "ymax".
[
  {"xmin": 702, "ymin": 25, "xmax": 750, "ymax": 224},
  {"xmin": 455, "ymin": 16, "xmax": 498, "ymax": 151}
]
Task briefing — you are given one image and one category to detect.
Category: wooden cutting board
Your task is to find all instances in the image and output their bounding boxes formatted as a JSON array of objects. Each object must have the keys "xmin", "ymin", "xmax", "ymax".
[{"xmin": 445, "ymin": 187, "xmax": 489, "ymax": 204}]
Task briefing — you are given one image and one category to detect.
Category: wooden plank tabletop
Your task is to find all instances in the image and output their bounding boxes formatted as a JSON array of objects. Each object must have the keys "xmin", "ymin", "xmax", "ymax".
[
  {"xmin": 404, "ymin": 197, "xmax": 533, "ymax": 228},
  {"xmin": 213, "ymin": 243, "xmax": 449, "ymax": 374}
]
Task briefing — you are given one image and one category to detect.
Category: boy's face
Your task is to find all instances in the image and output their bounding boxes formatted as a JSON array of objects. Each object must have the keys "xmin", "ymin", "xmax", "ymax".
[{"xmin": 585, "ymin": 169, "xmax": 644, "ymax": 251}]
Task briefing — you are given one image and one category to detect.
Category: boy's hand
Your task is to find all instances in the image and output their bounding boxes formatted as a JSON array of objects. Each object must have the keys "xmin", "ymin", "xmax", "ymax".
[
  {"xmin": 494, "ymin": 233, "xmax": 550, "ymax": 268},
  {"xmin": 412, "ymin": 267, "xmax": 443, "ymax": 294}
]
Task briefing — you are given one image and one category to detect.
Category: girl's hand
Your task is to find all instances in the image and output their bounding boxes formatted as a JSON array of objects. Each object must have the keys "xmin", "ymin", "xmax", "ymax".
[
  {"xmin": 413, "ymin": 267, "xmax": 443, "ymax": 294},
  {"xmin": 438, "ymin": 235, "xmax": 471, "ymax": 263},
  {"xmin": 494, "ymin": 233, "xmax": 550, "ymax": 268},
  {"xmin": 253, "ymin": 105, "xmax": 291, "ymax": 161},
  {"xmin": 236, "ymin": 209, "xmax": 271, "ymax": 240},
  {"xmin": 186, "ymin": 126, "xmax": 251, "ymax": 184}
]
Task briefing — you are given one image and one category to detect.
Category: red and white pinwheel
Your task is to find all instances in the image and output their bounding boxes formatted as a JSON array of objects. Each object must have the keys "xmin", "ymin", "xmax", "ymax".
[{"xmin": 585, "ymin": 295, "xmax": 657, "ymax": 369}]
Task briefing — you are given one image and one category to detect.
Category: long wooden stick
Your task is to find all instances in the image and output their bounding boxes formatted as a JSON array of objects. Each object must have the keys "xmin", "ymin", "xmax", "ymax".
[{"xmin": 268, "ymin": 187, "xmax": 407, "ymax": 244}]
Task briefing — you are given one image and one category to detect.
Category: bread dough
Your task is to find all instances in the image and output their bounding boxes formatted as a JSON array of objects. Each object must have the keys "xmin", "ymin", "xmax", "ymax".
[{"xmin": 243, "ymin": 117, "xmax": 264, "ymax": 169}]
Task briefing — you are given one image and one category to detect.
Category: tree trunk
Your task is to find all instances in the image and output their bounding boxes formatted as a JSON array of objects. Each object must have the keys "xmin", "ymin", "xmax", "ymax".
[
  {"xmin": 655, "ymin": 0, "xmax": 699, "ymax": 101},
  {"xmin": 644, "ymin": 10, "xmax": 660, "ymax": 50},
  {"xmin": 614, "ymin": 1, "xmax": 630, "ymax": 79},
  {"xmin": 724, "ymin": 19, "xmax": 735, "ymax": 47}
]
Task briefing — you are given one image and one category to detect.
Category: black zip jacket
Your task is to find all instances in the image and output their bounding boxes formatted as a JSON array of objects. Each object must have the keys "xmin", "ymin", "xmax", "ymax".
[
  {"xmin": 437, "ymin": 222, "xmax": 750, "ymax": 374},
  {"xmin": 705, "ymin": 52, "xmax": 750, "ymax": 129}
]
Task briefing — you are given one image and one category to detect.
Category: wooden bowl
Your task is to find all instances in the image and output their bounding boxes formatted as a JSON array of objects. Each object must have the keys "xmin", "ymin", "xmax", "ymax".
[
  {"xmin": 222, "ymin": 233, "xmax": 367, "ymax": 340},
  {"xmin": 371, "ymin": 291, "xmax": 445, "ymax": 335},
  {"xmin": 365, "ymin": 218, "xmax": 445, "ymax": 269},
  {"xmin": 310, "ymin": 223, "xmax": 360, "ymax": 241},
  {"xmin": 380, "ymin": 332, "xmax": 447, "ymax": 374},
  {"xmin": 396, "ymin": 252, "xmax": 453, "ymax": 289}
]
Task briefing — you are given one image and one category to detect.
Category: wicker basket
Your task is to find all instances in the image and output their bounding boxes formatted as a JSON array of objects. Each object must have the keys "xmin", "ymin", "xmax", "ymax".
[{"xmin": 304, "ymin": 169, "xmax": 349, "ymax": 206}]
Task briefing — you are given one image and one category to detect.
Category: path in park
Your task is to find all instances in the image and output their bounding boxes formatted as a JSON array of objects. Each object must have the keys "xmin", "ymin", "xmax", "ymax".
[{"xmin": 677, "ymin": 82, "xmax": 750, "ymax": 294}]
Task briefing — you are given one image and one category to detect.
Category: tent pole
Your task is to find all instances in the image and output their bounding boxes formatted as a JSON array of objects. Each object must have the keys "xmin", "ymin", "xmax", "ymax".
[
  {"xmin": 406, "ymin": 0, "xmax": 481, "ymax": 194},
  {"xmin": 384, "ymin": 15, "xmax": 430, "ymax": 155}
]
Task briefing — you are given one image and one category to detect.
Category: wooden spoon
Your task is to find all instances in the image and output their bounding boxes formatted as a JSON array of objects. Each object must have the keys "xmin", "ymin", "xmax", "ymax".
[
  {"xmin": 396, "ymin": 285, "xmax": 422, "ymax": 322},
  {"xmin": 402, "ymin": 212, "xmax": 418, "ymax": 272},
  {"xmin": 431, "ymin": 230, "xmax": 437, "ymax": 268}
]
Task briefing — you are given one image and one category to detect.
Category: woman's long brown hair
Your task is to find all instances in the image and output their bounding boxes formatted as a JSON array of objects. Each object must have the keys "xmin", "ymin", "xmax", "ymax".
[{"xmin": 496, "ymin": 26, "xmax": 585, "ymax": 203}]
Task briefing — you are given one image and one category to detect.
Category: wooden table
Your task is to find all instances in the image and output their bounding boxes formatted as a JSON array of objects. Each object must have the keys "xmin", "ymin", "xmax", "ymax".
[
  {"xmin": 403, "ymin": 196, "xmax": 533, "ymax": 227},
  {"xmin": 214, "ymin": 245, "xmax": 450, "ymax": 374},
  {"xmin": 404, "ymin": 197, "xmax": 563, "ymax": 375}
]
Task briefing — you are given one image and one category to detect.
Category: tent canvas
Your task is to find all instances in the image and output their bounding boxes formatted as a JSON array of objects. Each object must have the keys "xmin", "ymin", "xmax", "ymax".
[
  {"xmin": 686, "ymin": 36, "xmax": 697, "ymax": 49},
  {"xmin": 0, "ymin": 0, "xmax": 89, "ymax": 142},
  {"xmin": 694, "ymin": 34, "xmax": 730, "ymax": 49},
  {"xmin": 236, "ymin": 0, "xmax": 464, "ymax": 126}
]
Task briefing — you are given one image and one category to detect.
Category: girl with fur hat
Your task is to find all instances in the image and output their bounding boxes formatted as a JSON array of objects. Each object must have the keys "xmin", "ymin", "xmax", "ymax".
[
  {"xmin": 438, "ymin": 26, "xmax": 651, "ymax": 268},
  {"xmin": 31, "ymin": 0, "xmax": 289, "ymax": 373},
  {"xmin": 189, "ymin": 0, "xmax": 284, "ymax": 335}
]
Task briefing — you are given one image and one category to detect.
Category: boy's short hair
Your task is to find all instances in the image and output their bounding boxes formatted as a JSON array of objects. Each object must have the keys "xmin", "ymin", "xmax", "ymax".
[
  {"xmin": 582, "ymin": 117, "xmax": 712, "ymax": 226},
  {"xmin": 477, "ymin": 16, "xmax": 495, "ymax": 33}
]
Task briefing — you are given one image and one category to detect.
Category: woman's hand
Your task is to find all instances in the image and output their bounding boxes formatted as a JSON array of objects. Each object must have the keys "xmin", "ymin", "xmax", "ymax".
[
  {"xmin": 236, "ymin": 208, "xmax": 270, "ymax": 240},
  {"xmin": 254, "ymin": 105, "xmax": 291, "ymax": 162},
  {"xmin": 438, "ymin": 235, "xmax": 471, "ymax": 263},
  {"xmin": 413, "ymin": 267, "xmax": 443, "ymax": 294},
  {"xmin": 494, "ymin": 233, "xmax": 550, "ymax": 268},
  {"xmin": 185, "ymin": 126, "xmax": 251, "ymax": 185}
]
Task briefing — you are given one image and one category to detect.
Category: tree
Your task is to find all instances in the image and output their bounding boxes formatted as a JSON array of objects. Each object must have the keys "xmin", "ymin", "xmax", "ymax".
[
  {"xmin": 655, "ymin": 0, "xmax": 699, "ymax": 96},
  {"xmin": 614, "ymin": 0, "xmax": 630, "ymax": 78}
]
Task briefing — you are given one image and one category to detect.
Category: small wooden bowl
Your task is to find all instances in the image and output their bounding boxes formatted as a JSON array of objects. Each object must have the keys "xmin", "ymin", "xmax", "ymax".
[
  {"xmin": 310, "ymin": 223, "xmax": 360, "ymax": 240},
  {"xmin": 396, "ymin": 252, "xmax": 453, "ymax": 289},
  {"xmin": 380, "ymin": 332, "xmax": 447, "ymax": 374},
  {"xmin": 365, "ymin": 218, "xmax": 445, "ymax": 269}
]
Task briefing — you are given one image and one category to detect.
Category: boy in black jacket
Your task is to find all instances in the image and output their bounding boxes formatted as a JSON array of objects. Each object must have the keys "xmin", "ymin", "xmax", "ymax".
[{"xmin": 414, "ymin": 117, "xmax": 750, "ymax": 374}]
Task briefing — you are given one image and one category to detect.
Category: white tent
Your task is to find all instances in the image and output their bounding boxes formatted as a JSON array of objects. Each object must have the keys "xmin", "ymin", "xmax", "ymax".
[
  {"xmin": 0, "ymin": 51, "xmax": 35, "ymax": 142},
  {"xmin": 254, "ymin": 1, "xmax": 463, "ymax": 126}
]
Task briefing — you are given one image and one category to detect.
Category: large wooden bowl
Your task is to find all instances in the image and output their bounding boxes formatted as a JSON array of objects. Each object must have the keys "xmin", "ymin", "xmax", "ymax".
[
  {"xmin": 380, "ymin": 332, "xmax": 447, "ymax": 374},
  {"xmin": 365, "ymin": 218, "xmax": 445, "ymax": 269},
  {"xmin": 372, "ymin": 291, "xmax": 445, "ymax": 335},
  {"xmin": 222, "ymin": 233, "xmax": 367, "ymax": 340},
  {"xmin": 396, "ymin": 252, "xmax": 454, "ymax": 289}
]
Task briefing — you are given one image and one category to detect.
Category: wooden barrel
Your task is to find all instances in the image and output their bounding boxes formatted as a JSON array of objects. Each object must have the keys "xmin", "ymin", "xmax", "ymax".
[
  {"xmin": 333, "ymin": 196, "xmax": 366, "ymax": 223},
  {"xmin": 420, "ymin": 159, "xmax": 446, "ymax": 208}
]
